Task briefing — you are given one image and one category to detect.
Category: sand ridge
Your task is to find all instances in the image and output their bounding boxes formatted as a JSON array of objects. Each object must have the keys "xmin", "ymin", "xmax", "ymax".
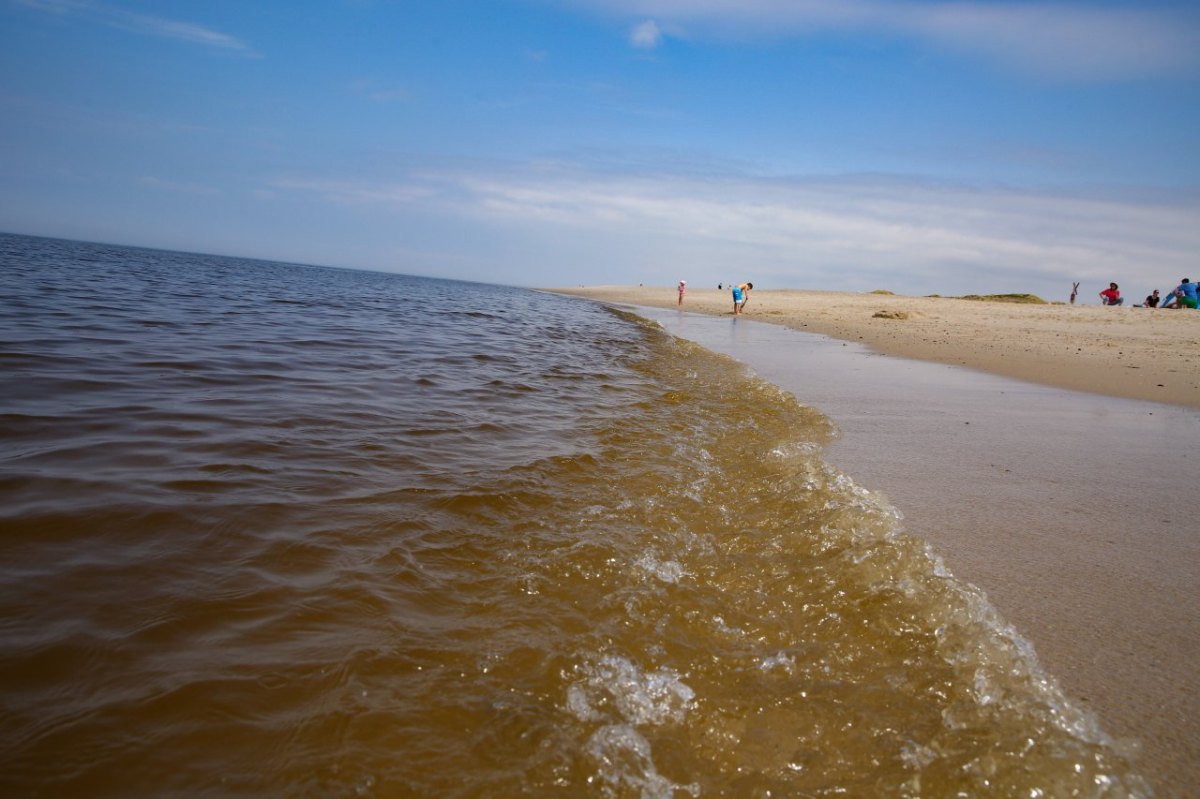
[{"xmin": 550, "ymin": 286, "xmax": 1200, "ymax": 409}]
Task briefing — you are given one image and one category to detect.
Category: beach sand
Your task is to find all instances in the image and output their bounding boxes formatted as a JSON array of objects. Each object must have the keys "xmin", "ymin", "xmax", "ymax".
[
  {"xmin": 553, "ymin": 286, "xmax": 1200, "ymax": 410},
  {"xmin": 548, "ymin": 286, "xmax": 1200, "ymax": 797}
]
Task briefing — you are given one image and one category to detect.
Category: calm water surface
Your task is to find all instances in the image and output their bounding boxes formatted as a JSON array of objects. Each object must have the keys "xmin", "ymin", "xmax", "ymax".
[{"xmin": 0, "ymin": 234, "xmax": 1147, "ymax": 797}]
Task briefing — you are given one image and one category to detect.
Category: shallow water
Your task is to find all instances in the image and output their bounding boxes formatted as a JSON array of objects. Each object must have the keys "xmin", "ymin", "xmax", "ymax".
[
  {"xmin": 621, "ymin": 303, "xmax": 1200, "ymax": 797},
  {"xmin": 0, "ymin": 234, "xmax": 1147, "ymax": 796}
]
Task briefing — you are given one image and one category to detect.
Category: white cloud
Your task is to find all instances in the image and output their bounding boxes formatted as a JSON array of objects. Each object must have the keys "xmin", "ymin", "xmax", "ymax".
[
  {"xmin": 13, "ymin": 0, "xmax": 82, "ymax": 13},
  {"xmin": 559, "ymin": 0, "xmax": 1200, "ymax": 80},
  {"xmin": 139, "ymin": 176, "xmax": 221, "ymax": 196},
  {"xmin": 901, "ymin": 3, "xmax": 1199, "ymax": 80},
  {"xmin": 16, "ymin": 0, "xmax": 258, "ymax": 55},
  {"xmin": 271, "ymin": 177, "xmax": 437, "ymax": 207},
  {"xmin": 113, "ymin": 12, "xmax": 253, "ymax": 53},
  {"xmin": 272, "ymin": 163, "xmax": 1200, "ymax": 296},
  {"xmin": 349, "ymin": 79, "xmax": 411, "ymax": 103},
  {"xmin": 630, "ymin": 19, "xmax": 663, "ymax": 49}
]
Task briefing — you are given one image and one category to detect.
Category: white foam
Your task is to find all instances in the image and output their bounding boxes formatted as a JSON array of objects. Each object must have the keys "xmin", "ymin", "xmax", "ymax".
[
  {"xmin": 585, "ymin": 724, "xmax": 698, "ymax": 799},
  {"xmin": 758, "ymin": 651, "xmax": 797, "ymax": 674},
  {"xmin": 634, "ymin": 552, "xmax": 688, "ymax": 585},
  {"xmin": 568, "ymin": 655, "xmax": 696, "ymax": 727},
  {"xmin": 570, "ymin": 656, "xmax": 700, "ymax": 798}
]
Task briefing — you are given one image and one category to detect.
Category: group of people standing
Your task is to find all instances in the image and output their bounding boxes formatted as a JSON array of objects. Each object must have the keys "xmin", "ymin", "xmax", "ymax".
[{"xmin": 1101, "ymin": 278, "xmax": 1199, "ymax": 309}]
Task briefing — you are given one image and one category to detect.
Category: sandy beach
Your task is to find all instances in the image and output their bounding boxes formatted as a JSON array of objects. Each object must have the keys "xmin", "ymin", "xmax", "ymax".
[
  {"xmin": 552, "ymin": 286, "xmax": 1200, "ymax": 410},
  {"xmin": 549, "ymin": 286, "xmax": 1200, "ymax": 797}
]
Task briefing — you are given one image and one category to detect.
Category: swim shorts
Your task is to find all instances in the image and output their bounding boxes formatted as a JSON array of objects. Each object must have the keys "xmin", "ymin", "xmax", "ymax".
[
  {"xmin": 1184, "ymin": 297, "xmax": 1198, "ymax": 309},
  {"xmin": 732, "ymin": 288, "xmax": 743, "ymax": 303}
]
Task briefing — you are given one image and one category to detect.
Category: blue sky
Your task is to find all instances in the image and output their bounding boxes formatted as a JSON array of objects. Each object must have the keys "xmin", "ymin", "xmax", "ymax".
[{"xmin": 2, "ymin": 0, "xmax": 1198, "ymax": 300}]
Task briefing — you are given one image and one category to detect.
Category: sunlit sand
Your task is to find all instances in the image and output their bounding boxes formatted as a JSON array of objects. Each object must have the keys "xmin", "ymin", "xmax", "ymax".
[{"xmin": 553, "ymin": 285, "xmax": 1200, "ymax": 409}]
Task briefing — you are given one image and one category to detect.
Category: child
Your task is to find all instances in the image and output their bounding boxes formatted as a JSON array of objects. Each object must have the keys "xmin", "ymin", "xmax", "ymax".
[{"xmin": 732, "ymin": 282, "xmax": 753, "ymax": 314}]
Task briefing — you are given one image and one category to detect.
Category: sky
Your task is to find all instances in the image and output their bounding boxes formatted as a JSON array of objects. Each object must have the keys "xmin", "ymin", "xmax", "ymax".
[{"xmin": 1, "ymin": 0, "xmax": 1198, "ymax": 300}]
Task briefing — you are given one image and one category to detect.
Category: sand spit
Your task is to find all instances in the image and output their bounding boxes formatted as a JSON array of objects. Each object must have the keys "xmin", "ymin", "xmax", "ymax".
[{"xmin": 550, "ymin": 286, "xmax": 1200, "ymax": 409}]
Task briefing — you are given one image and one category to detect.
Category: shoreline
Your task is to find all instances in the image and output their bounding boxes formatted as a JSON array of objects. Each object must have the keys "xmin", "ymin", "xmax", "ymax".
[
  {"xmin": 545, "ymin": 289, "xmax": 1200, "ymax": 797},
  {"xmin": 548, "ymin": 286, "xmax": 1200, "ymax": 410}
]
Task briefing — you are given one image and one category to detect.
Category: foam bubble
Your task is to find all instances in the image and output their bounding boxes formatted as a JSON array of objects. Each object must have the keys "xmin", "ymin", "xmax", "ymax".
[
  {"xmin": 584, "ymin": 724, "xmax": 698, "ymax": 799},
  {"xmin": 568, "ymin": 655, "xmax": 696, "ymax": 727},
  {"xmin": 634, "ymin": 552, "xmax": 688, "ymax": 584}
]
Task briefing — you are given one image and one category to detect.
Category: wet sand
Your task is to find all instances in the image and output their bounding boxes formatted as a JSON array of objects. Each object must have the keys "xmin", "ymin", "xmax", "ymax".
[{"xmin": 547, "ymin": 289, "xmax": 1200, "ymax": 798}]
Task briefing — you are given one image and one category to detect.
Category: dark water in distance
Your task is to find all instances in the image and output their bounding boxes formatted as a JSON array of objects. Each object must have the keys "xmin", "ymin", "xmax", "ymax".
[{"xmin": 0, "ymin": 233, "xmax": 1148, "ymax": 797}]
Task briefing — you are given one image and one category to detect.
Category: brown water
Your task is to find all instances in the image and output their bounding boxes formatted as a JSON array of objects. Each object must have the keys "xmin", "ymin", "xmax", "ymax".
[
  {"xmin": 629, "ymin": 303, "xmax": 1200, "ymax": 796},
  {"xmin": 1, "ymin": 235, "xmax": 1147, "ymax": 796}
]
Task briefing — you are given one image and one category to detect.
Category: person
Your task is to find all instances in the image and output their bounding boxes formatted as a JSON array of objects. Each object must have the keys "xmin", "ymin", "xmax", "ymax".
[
  {"xmin": 1070, "ymin": 282, "xmax": 1080, "ymax": 304},
  {"xmin": 1168, "ymin": 278, "xmax": 1198, "ymax": 309},
  {"xmin": 732, "ymin": 282, "xmax": 753, "ymax": 314},
  {"xmin": 1099, "ymin": 283, "xmax": 1123, "ymax": 305},
  {"xmin": 1144, "ymin": 289, "xmax": 1160, "ymax": 308},
  {"xmin": 677, "ymin": 279, "xmax": 686, "ymax": 306}
]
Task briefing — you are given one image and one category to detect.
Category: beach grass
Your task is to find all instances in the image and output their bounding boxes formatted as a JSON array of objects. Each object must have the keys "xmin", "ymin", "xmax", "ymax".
[{"xmin": 957, "ymin": 293, "xmax": 1048, "ymax": 304}]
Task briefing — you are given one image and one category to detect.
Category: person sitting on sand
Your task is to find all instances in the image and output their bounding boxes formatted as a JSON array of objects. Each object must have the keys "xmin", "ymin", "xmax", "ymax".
[
  {"xmin": 1099, "ymin": 283, "xmax": 1123, "ymax": 306},
  {"xmin": 1167, "ymin": 278, "xmax": 1198, "ymax": 309},
  {"xmin": 732, "ymin": 282, "xmax": 753, "ymax": 315},
  {"xmin": 1143, "ymin": 289, "xmax": 1160, "ymax": 308}
]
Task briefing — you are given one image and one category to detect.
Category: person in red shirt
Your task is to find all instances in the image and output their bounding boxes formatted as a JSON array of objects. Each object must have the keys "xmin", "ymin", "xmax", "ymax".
[{"xmin": 1099, "ymin": 283, "xmax": 1123, "ymax": 306}]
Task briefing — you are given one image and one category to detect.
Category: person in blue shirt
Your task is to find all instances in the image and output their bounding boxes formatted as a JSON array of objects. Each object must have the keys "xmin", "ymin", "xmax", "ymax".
[
  {"xmin": 1164, "ymin": 278, "xmax": 1198, "ymax": 309},
  {"xmin": 1178, "ymin": 279, "xmax": 1198, "ymax": 309}
]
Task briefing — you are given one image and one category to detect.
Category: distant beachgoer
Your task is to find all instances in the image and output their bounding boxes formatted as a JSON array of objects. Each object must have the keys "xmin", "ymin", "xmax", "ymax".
[
  {"xmin": 677, "ymin": 280, "xmax": 686, "ymax": 306},
  {"xmin": 1144, "ymin": 290, "xmax": 1160, "ymax": 308},
  {"xmin": 1070, "ymin": 282, "xmax": 1080, "ymax": 304},
  {"xmin": 718, "ymin": 283, "xmax": 722, "ymax": 290},
  {"xmin": 732, "ymin": 282, "xmax": 753, "ymax": 315},
  {"xmin": 1168, "ymin": 278, "xmax": 1198, "ymax": 309},
  {"xmin": 1099, "ymin": 283, "xmax": 1123, "ymax": 306}
]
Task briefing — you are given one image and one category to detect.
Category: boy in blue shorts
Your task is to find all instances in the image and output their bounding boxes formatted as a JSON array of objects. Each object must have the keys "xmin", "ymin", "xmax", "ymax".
[{"xmin": 732, "ymin": 282, "xmax": 753, "ymax": 314}]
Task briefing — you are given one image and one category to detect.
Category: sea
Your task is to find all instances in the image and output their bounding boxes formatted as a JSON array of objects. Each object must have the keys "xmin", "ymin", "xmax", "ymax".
[{"xmin": 0, "ymin": 233, "xmax": 1148, "ymax": 797}]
